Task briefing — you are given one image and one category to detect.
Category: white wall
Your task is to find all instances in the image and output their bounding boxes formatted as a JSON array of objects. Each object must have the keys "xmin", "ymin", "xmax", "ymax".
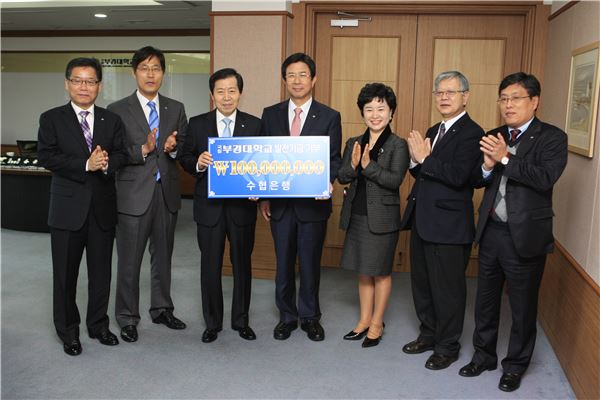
[{"xmin": 1, "ymin": 36, "xmax": 210, "ymax": 144}]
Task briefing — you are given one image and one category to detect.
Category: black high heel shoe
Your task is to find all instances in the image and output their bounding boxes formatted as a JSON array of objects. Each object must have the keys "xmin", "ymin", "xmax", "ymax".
[
  {"xmin": 362, "ymin": 323, "xmax": 385, "ymax": 348},
  {"xmin": 343, "ymin": 327, "xmax": 369, "ymax": 341}
]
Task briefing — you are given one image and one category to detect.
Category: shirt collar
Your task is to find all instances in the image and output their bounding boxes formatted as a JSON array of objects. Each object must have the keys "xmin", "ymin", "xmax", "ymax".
[
  {"xmin": 136, "ymin": 90, "xmax": 159, "ymax": 109},
  {"xmin": 216, "ymin": 109, "xmax": 237, "ymax": 125},
  {"xmin": 289, "ymin": 97, "xmax": 313, "ymax": 115},
  {"xmin": 440, "ymin": 110, "xmax": 466, "ymax": 131},
  {"xmin": 509, "ymin": 117, "xmax": 534, "ymax": 137},
  {"xmin": 71, "ymin": 102, "xmax": 94, "ymax": 116}
]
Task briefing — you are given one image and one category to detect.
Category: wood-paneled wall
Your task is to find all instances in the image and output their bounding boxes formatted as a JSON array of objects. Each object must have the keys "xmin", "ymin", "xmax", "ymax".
[{"xmin": 538, "ymin": 241, "xmax": 600, "ymax": 400}]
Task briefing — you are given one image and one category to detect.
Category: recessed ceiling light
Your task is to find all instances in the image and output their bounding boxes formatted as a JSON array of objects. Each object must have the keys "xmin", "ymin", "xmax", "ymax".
[{"xmin": 94, "ymin": 13, "xmax": 108, "ymax": 18}]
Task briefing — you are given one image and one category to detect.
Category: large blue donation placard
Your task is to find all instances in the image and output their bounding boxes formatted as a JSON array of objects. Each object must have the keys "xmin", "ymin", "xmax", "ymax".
[{"xmin": 207, "ymin": 136, "xmax": 330, "ymax": 198}]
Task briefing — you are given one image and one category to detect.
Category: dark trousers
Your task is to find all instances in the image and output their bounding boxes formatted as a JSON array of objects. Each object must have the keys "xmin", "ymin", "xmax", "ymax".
[
  {"xmin": 115, "ymin": 183, "xmax": 177, "ymax": 327},
  {"xmin": 51, "ymin": 209, "xmax": 114, "ymax": 344},
  {"xmin": 472, "ymin": 221, "xmax": 545, "ymax": 374},
  {"xmin": 410, "ymin": 225, "xmax": 471, "ymax": 356},
  {"xmin": 196, "ymin": 211, "xmax": 255, "ymax": 330},
  {"xmin": 271, "ymin": 206, "xmax": 327, "ymax": 324}
]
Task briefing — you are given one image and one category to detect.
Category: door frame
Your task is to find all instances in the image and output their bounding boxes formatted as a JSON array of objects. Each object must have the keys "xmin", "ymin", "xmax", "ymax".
[{"xmin": 292, "ymin": 2, "xmax": 549, "ymax": 91}]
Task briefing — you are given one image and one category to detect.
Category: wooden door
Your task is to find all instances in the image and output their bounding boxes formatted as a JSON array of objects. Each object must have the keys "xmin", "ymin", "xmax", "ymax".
[
  {"xmin": 313, "ymin": 11, "xmax": 525, "ymax": 274},
  {"xmin": 314, "ymin": 13, "xmax": 418, "ymax": 271}
]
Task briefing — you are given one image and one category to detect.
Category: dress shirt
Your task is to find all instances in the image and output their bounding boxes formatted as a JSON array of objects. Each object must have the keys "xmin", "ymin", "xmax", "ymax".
[
  {"xmin": 288, "ymin": 97, "xmax": 313, "ymax": 134},
  {"xmin": 216, "ymin": 109, "xmax": 237, "ymax": 137},
  {"xmin": 136, "ymin": 90, "xmax": 160, "ymax": 122}
]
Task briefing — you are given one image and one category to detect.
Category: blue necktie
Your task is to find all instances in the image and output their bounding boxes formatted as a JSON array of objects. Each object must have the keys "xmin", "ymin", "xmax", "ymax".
[
  {"xmin": 148, "ymin": 101, "xmax": 160, "ymax": 181},
  {"xmin": 222, "ymin": 118, "xmax": 232, "ymax": 137}
]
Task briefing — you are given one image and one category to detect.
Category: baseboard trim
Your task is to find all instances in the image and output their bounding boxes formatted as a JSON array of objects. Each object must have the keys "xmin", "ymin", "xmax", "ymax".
[{"xmin": 538, "ymin": 241, "xmax": 600, "ymax": 400}]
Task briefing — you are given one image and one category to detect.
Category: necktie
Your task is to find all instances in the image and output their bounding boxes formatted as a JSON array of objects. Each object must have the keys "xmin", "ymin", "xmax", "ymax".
[
  {"xmin": 79, "ymin": 110, "xmax": 92, "ymax": 152},
  {"xmin": 222, "ymin": 118, "xmax": 232, "ymax": 137},
  {"xmin": 437, "ymin": 122, "xmax": 446, "ymax": 142},
  {"xmin": 148, "ymin": 101, "xmax": 160, "ymax": 181},
  {"xmin": 509, "ymin": 129, "xmax": 521, "ymax": 145},
  {"xmin": 290, "ymin": 107, "xmax": 302, "ymax": 136}
]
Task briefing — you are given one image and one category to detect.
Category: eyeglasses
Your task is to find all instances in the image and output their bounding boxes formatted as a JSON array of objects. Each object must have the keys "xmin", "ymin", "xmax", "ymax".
[
  {"xmin": 432, "ymin": 90, "xmax": 465, "ymax": 98},
  {"xmin": 68, "ymin": 78, "xmax": 99, "ymax": 87},
  {"xmin": 497, "ymin": 96, "xmax": 531, "ymax": 105},
  {"xmin": 137, "ymin": 66, "xmax": 162, "ymax": 74},
  {"xmin": 286, "ymin": 72, "xmax": 311, "ymax": 80}
]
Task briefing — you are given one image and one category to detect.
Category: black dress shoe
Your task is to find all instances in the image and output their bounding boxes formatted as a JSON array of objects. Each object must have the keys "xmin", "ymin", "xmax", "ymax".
[
  {"xmin": 120, "ymin": 325, "xmax": 138, "ymax": 343},
  {"xmin": 402, "ymin": 338, "xmax": 434, "ymax": 354},
  {"xmin": 300, "ymin": 320, "xmax": 325, "ymax": 341},
  {"xmin": 459, "ymin": 361, "xmax": 496, "ymax": 377},
  {"xmin": 63, "ymin": 339, "xmax": 82, "ymax": 356},
  {"xmin": 201, "ymin": 328, "xmax": 219, "ymax": 343},
  {"xmin": 234, "ymin": 326, "xmax": 256, "ymax": 341},
  {"xmin": 343, "ymin": 327, "xmax": 368, "ymax": 341},
  {"xmin": 499, "ymin": 372, "xmax": 522, "ymax": 392},
  {"xmin": 425, "ymin": 352, "xmax": 458, "ymax": 370},
  {"xmin": 152, "ymin": 310, "xmax": 186, "ymax": 330},
  {"xmin": 273, "ymin": 321, "xmax": 297, "ymax": 340},
  {"xmin": 89, "ymin": 328, "xmax": 119, "ymax": 346}
]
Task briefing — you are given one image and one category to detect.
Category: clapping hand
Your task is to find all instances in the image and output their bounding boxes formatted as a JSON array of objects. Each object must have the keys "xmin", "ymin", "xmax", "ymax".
[{"xmin": 164, "ymin": 131, "xmax": 178, "ymax": 153}]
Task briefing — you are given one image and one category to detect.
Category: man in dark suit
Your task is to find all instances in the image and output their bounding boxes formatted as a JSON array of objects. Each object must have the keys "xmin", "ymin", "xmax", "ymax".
[
  {"xmin": 259, "ymin": 53, "xmax": 342, "ymax": 341},
  {"xmin": 108, "ymin": 46, "xmax": 188, "ymax": 343},
  {"xmin": 179, "ymin": 68, "xmax": 261, "ymax": 343},
  {"xmin": 400, "ymin": 71, "xmax": 484, "ymax": 369},
  {"xmin": 38, "ymin": 57, "xmax": 127, "ymax": 355},
  {"xmin": 458, "ymin": 72, "xmax": 567, "ymax": 392}
]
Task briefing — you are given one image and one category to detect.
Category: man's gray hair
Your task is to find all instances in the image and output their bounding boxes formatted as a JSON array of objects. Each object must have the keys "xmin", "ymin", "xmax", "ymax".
[{"xmin": 434, "ymin": 71, "xmax": 470, "ymax": 91}]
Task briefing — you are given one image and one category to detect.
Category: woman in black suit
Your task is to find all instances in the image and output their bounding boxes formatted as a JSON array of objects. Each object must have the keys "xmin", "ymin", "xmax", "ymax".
[{"xmin": 338, "ymin": 83, "xmax": 409, "ymax": 347}]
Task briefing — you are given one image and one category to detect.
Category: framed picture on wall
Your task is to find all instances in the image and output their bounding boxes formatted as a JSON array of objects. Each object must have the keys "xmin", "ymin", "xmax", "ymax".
[{"xmin": 565, "ymin": 41, "xmax": 600, "ymax": 158}]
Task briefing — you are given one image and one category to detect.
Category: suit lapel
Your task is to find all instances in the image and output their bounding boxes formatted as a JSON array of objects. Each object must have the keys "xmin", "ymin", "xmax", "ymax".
[
  {"xmin": 208, "ymin": 110, "xmax": 219, "ymax": 137},
  {"xmin": 433, "ymin": 113, "xmax": 469, "ymax": 154},
  {"xmin": 127, "ymin": 93, "xmax": 151, "ymax": 137},
  {"xmin": 158, "ymin": 94, "xmax": 172, "ymax": 146},
  {"xmin": 92, "ymin": 106, "xmax": 106, "ymax": 151},
  {"xmin": 301, "ymin": 100, "xmax": 320, "ymax": 136},
  {"xmin": 233, "ymin": 111, "xmax": 248, "ymax": 136},
  {"xmin": 62, "ymin": 103, "xmax": 91, "ymax": 155},
  {"xmin": 279, "ymin": 101, "xmax": 290, "ymax": 135},
  {"xmin": 515, "ymin": 118, "xmax": 541, "ymax": 157}
]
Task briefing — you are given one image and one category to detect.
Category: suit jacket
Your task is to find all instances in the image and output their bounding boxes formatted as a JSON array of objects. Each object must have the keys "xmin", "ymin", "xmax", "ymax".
[
  {"xmin": 38, "ymin": 103, "xmax": 127, "ymax": 231},
  {"xmin": 179, "ymin": 109, "xmax": 262, "ymax": 226},
  {"xmin": 400, "ymin": 112, "xmax": 484, "ymax": 244},
  {"xmin": 260, "ymin": 99, "xmax": 342, "ymax": 222},
  {"xmin": 107, "ymin": 92, "xmax": 188, "ymax": 216},
  {"xmin": 472, "ymin": 117, "xmax": 568, "ymax": 258},
  {"xmin": 338, "ymin": 132, "xmax": 409, "ymax": 233}
]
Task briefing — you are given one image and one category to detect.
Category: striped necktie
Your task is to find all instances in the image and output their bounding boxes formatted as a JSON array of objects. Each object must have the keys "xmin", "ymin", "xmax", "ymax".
[
  {"xmin": 148, "ymin": 101, "xmax": 160, "ymax": 181},
  {"xmin": 79, "ymin": 110, "xmax": 92, "ymax": 152}
]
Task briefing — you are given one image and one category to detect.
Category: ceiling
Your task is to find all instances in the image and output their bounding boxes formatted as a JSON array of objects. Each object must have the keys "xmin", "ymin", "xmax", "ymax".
[{"xmin": 0, "ymin": 1, "xmax": 212, "ymax": 31}]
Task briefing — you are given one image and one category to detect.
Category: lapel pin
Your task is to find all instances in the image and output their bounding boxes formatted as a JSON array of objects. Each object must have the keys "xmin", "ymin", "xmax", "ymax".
[
  {"xmin": 379, "ymin": 148, "xmax": 384, "ymax": 154},
  {"xmin": 241, "ymin": 124, "xmax": 245, "ymax": 128},
  {"xmin": 312, "ymin": 114, "xmax": 316, "ymax": 118}
]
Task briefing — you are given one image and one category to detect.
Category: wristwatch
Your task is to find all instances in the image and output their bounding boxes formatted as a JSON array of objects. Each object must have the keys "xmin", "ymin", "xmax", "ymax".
[{"xmin": 500, "ymin": 154, "xmax": 510, "ymax": 165}]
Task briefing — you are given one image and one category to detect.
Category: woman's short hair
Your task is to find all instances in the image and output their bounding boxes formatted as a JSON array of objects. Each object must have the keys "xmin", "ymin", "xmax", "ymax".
[{"xmin": 357, "ymin": 83, "xmax": 397, "ymax": 118}]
